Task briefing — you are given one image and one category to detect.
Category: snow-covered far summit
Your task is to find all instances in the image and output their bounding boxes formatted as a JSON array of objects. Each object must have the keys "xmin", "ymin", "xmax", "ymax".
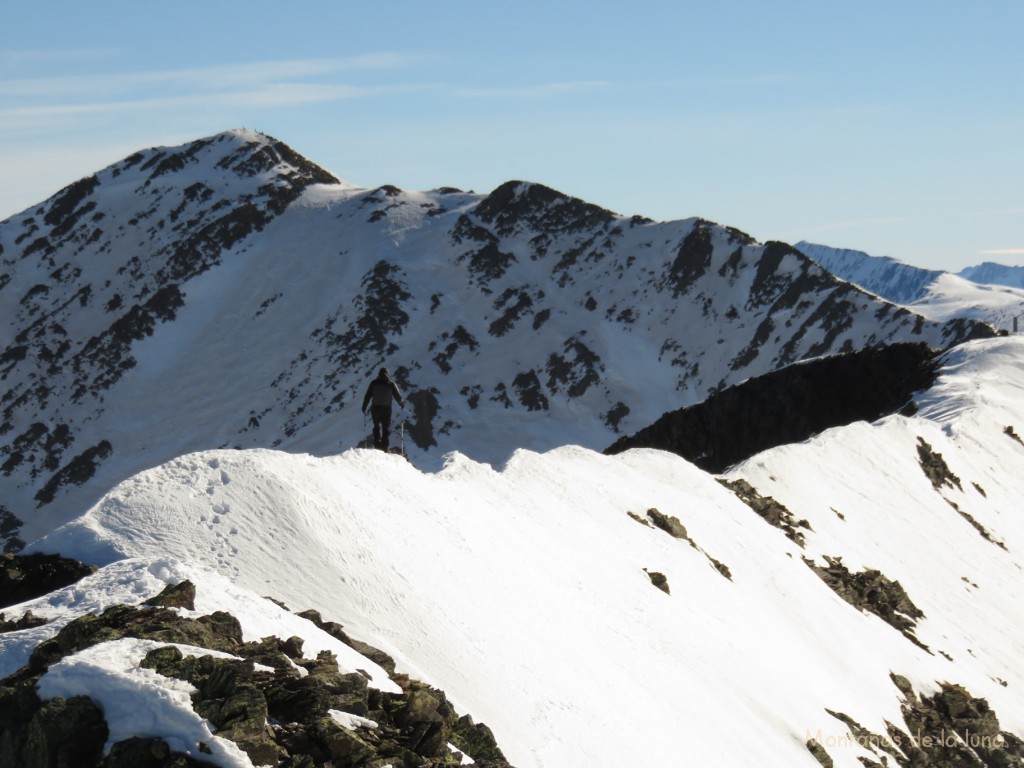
[
  {"xmin": 0, "ymin": 131, "xmax": 994, "ymax": 549},
  {"xmin": 797, "ymin": 241, "xmax": 1024, "ymax": 331},
  {"xmin": 795, "ymin": 241, "xmax": 944, "ymax": 304},
  {"xmin": 959, "ymin": 261, "xmax": 1024, "ymax": 290}
]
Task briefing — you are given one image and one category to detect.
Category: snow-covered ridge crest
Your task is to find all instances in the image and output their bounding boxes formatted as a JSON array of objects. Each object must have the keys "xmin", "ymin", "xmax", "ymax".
[
  {"xmin": 0, "ymin": 131, "xmax": 996, "ymax": 550},
  {"xmin": 797, "ymin": 240, "xmax": 1024, "ymax": 330},
  {"xmin": 14, "ymin": 336, "xmax": 1024, "ymax": 767}
]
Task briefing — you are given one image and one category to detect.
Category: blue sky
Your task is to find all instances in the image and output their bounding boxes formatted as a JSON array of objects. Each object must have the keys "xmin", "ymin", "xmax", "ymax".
[{"xmin": 2, "ymin": 0, "xmax": 1021, "ymax": 270}]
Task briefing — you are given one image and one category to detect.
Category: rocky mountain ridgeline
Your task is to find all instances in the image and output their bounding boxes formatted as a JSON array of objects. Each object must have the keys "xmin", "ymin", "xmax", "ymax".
[
  {"xmin": 0, "ymin": 129, "xmax": 994, "ymax": 550},
  {"xmin": 0, "ymin": 572, "xmax": 515, "ymax": 768},
  {"xmin": 606, "ymin": 342, "xmax": 940, "ymax": 472}
]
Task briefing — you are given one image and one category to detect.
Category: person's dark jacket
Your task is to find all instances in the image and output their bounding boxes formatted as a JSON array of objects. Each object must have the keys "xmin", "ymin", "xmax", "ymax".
[{"xmin": 362, "ymin": 373, "xmax": 404, "ymax": 412}]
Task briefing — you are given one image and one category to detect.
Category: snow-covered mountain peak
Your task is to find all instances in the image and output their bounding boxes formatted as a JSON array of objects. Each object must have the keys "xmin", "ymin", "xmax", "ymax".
[
  {"xmin": 796, "ymin": 241, "xmax": 1024, "ymax": 332},
  {"xmin": 0, "ymin": 132, "xmax": 996, "ymax": 551}
]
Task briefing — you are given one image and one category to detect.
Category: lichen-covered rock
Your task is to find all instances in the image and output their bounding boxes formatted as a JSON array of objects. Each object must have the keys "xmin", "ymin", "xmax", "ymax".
[
  {"xmin": 20, "ymin": 696, "xmax": 108, "ymax": 768},
  {"xmin": 452, "ymin": 714, "xmax": 510, "ymax": 765},
  {"xmin": 717, "ymin": 478, "xmax": 811, "ymax": 547},
  {"xmin": 822, "ymin": 676, "xmax": 1024, "ymax": 768},
  {"xmin": 644, "ymin": 569, "xmax": 671, "ymax": 595},
  {"xmin": 0, "ymin": 582, "xmax": 518, "ymax": 768},
  {"xmin": 803, "ymin": 556, "xmax": 926, "ymax": 649},
  {"xmin": 102, "ymin": 736, "xmax": 217, "ymax": 767},
  {"xmin": 916, "ymin": 436, "xmax": 963, "ymax": 492},
  {"xmin": 143, "ymin": 579, "xmax": 197, "ymax": 610},
  {"xmin": 646, "ymin": 508, "xmax": 689, "ymax": 540}
]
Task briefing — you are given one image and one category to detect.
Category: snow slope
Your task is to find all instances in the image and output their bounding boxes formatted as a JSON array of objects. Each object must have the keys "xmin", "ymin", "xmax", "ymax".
[
  {"xmin": 13, "ymin": 335, "xmax": 1024, "ymax": 768},
  {"xmin": 798, "ymin": 241, "xmax": 1024, "ymax": 330},
  {"xmin": 0, "ymin": 131, "xmax": 990, "ymax": 550}
]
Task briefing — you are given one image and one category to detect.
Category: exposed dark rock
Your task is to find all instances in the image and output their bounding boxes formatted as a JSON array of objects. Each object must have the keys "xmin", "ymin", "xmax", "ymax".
[
  {"xmin": 546, "ymin": 336, "xmax": 602, "ymax": 397},
  {"xmin": 475, "ymin": 181, "xmax": 615, "ymax": 237},
  {"xmin": 44, "ymin": 175, "xmax": 100, "ymax": 229},
  {"xmin": 803, "ymin": 556, "xmax": 927, "ymax": 648},
  {"xmin": 0, "ymin": 610, "xmax": 48, "ymax": 633},
  {"xmin": 512, "ymin": 371, "xmax": 549, "ymax": 411},
  {"xmin": 805, "ymin": 738, "xmax": 834, "ymax": 767},
  {"xmin": 627, "ymin": 511, "xmax": 653, "ymax": 528},
  {"xmin": 607, "ymin": 343, "xmax": 940, "ymax": 473},
  {"xmin": 34, "ymin": 440, "xmax": 113, "ymax": 505},
  {"xmin": 644, "ymin": 569, "xmax": 671, "ymax": 594},
  {"xmin": 646, "ymin": 507, "xmax": 688, "ymax": 539},
  {"xmin": 946, "ymin": 499, "xmax": 1007, "ymax": 550},
  {"xmin": 820, "ymin": 676, "xmax": 1024, "ymax": 768},
  {"xmin": 717, "ymin": 479, "xmax": 811, "ymax": 546},
  {"xmin": 1, "ymin": 583, "xmax": 516, "ymax": 768},
  {"xmin": 663, "ymin": 221, "xmax": 714, "ymax": 297},
  {"xmin": 602, "ymin": 402, "xmax": 629, "ymax": 432},
  {"xmin": 489, "ymin": 288, "xmax": 535, "ymax": 337},
  {"xmin": 642, "ymin": 508, "xmax": 732, "ymax": 580},
  {"xmin": 0, "ymin": 552, "xmax": 95, "ymax": 608},
  {"xmin": 74, "ymin": 285, "xmax": 185, "ymax": 397},
  {"xmin": 334, "ymin": 261, "xmax": 411, "ymax": 370},
  {"xmin": 431, "ymin": 326, "xmax": 479, "ymax": 374},
  {"xmin": 459, "ymin": 241, "xmax": 517, "ymax": 290},
  {"xmin": 1004, "ymin": 425, "xmax": 1024, "ymax": 447},
  {"xmin": 452, "ymin": 714, "xmax": 509, "ymax": 764},
  {"xmin": 102, "ymin": 736, "xmax": 218, "ymax": 767},
  {"xmin": 143, "ymin": 579, "xmax": 197, "ymax": 610},
  {"xmin": 917, "ymin": 436, "xmax": 963, "ymax": 492},
  {"xmin": 0, "ymin": 506, "xmax": 25, "ymax": 553}
]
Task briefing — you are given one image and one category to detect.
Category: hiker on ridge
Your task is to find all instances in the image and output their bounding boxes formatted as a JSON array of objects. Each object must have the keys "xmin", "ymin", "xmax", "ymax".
[{"xmin": 361, "ymin": 368, "xmax": 405, "ymax": 451}]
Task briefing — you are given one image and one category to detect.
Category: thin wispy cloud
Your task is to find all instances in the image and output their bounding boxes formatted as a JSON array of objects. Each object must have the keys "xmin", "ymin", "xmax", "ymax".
[
  {"xmin": 0, "ymin": 54, "xmax": 424, "ymax": 98},
  {"xmin": 981, "ymin": 248, "xmax": 1024, "ymax": 255},
  {"xmin": 0, "ymin": 83, "xmax": 435, "ymax": 135},
  {"xmin": 456, "ymin": 81, "xmax": 609, "ymax": 99}
]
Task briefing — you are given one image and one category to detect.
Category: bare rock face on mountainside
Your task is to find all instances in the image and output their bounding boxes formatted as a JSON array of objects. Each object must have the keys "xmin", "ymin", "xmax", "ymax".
[
  {"xmin": 606, "ymin": 342, "xmax": 942, "ymax": 472},
  {"xmin": 0, "ymin": 580, "xmax": 515, "ymax": 768},
  {"xmin": 0, "ymin": 129, "xmax": 995, "ymax": 550}
]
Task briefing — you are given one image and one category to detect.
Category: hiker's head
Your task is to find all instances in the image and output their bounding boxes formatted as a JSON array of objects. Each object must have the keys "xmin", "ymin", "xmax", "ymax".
[{"xmin": 379, "ymin": 367, "xmax": 390, "ymax": 379}]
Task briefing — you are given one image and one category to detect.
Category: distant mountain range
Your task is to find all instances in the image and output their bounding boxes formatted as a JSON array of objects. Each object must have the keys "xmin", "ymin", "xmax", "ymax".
[
  {"xmin": 0, "ymin": 130, "xmax": 993, "ymax": 549},
  {"xmin": 797, "ymin": 241, "xmax": 1024, "ymax": 331},
  {"xmin": 960, "ymin": 261, "xmax": 1024, "ymax": 290}
]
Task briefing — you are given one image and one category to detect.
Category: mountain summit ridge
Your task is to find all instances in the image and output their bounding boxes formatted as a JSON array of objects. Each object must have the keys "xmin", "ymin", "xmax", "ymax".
[{"xmin": 0, "ymin": 130, "xmax": 993, "ymax": 548}]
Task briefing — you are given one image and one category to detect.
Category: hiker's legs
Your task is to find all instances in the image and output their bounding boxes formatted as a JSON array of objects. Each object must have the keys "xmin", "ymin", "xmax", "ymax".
[{"xmin": 370, "ymin": 405, "xmax": 392, "ymax": 450}]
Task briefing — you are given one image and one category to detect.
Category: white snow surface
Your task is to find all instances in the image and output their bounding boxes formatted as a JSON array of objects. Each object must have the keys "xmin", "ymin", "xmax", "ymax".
[
  {"xmin": 37, "ymin": 637, "xmax": 256, "ymax": 767},
  {"xmin": 7, "ymin": 335, "xmax": 1022, "ymax": 768}
]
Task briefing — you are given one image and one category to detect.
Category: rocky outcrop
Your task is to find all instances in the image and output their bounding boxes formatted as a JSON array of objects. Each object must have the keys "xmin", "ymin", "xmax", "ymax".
[
  {"xmin": 607, "ymin": 343, "xmax": 942, "ymax": 473},
  {"xmin": 0, "ymin": 552, "xmax": 95, "ymax": 609},
  {"xmin": 916, "ymin": 437, "xmax": 962, "ymax": 492},
  {"xmin": 717, "ymin": 479, "xmax": 811, "ymax": 547},
  {"xmin": 803, "ymin": 556, "xmax": 926, "ymax": 649},
  {"xmin": 816, "ymin": 675, "xmax": 1024, "ymax": 768},
  {"xmin": 0, "ymin": 581, "xmax": 516, "ymax": 768},
  {"xmin": 644, "ymin": 569, "xmax": 671, "ymax": 595}
]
